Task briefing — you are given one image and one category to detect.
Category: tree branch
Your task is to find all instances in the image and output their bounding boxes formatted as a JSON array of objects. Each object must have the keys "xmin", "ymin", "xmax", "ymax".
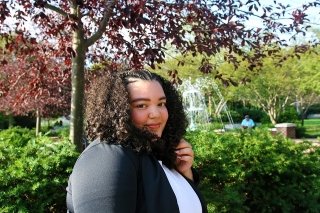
[
  {"xmin": 43, "ymin": 3, "xmax": 68, "ymax": 17},
  {"xmin": 11, "ymin": 72, "xmax": 27, "ymax": 89},
  {"xmin": 86, "ymin": 0, "xmax": 116, "ymax": 47}
]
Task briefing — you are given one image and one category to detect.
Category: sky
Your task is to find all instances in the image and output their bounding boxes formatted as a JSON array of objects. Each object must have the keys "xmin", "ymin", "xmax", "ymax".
[{"xmin": 244, "ymin": 0, "xmax": 320, "ymax": 44}]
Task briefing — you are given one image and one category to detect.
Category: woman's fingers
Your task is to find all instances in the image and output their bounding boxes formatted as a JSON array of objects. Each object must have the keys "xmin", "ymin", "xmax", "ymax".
[
  {"xmin": 175, "ymin": 138, "xmax": 191, "ymax": 149},
  {"xmin": 175, "ymin": 139, "xmax": 194, "ymax": 180},
  {"xmin": 176, "ymin": 147, "xmax": 194, "ymax": 158}
]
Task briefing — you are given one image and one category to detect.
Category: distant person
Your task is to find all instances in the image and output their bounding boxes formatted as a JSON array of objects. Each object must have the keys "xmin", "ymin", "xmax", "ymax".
[{"xmin": 241, "ymin": 115, "xmax": 255, "ymax": 129}]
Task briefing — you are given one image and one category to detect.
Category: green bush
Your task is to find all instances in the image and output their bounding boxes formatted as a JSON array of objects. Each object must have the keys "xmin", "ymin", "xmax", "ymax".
[
  {"xmin": 278, "ymin": 106, "xmax": 300, "ymax": 123},
  {"xmin": 307, "ymin": 104, "xmax": 320, "ymax": 116},
  {"xmin": 1, "ymin": 126, "xmax": 319, "ymax": 212},
  {"xmin": 226, "ymin": 107, "xmax": 269, "ymax": 123},
  {"xmin": 0, "ymin": 113, "xmax": 10, "ymax": 129},
  {"xmin": 43, "ymin": 126, "xmax": 70, "ymax": 138},
  {"xmin": 218, "ymin": 110, "xmax": 243, "ymax": 123},
  {"xmin": 296, "ymin": 126, "xmax": 307, "ymax": 138},
  {"xmin": 0, "ymin": 127, "xmax": 79, "ymax": 212},
  {"xmin": 12, "ymin": 115, "xmax": 36, "ymax": 129},
  {"xmin": 187, "ymin": 129, "xmax": 320, "ymax": 213}
]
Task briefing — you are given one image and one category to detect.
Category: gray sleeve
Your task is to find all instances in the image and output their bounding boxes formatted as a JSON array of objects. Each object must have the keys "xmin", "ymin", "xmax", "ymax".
[{"xmin": 67, "ymin": 143, "xmax": 138, "ymax": 213}]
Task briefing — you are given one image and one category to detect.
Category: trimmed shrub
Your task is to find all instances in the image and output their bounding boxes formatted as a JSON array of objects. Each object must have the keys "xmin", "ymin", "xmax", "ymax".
[
  {"xmin": 12, "ymin": 115, "xmax": 36, "ymax": 129},
  {"xmin": 278, "ymin": 106, "xmax": 300, "ymax": 123},
  {"xmin": 226, "ymin": 107, "xmax": 269, "ymax": 123},
  {"xmin": 1, "ymin": 126, "xmax": 319, "ymax": 212},
  {"xmin": 0, "ymin": 127, "xmax": 79, "ymax": 212},
  {"xmin": 307, "ymin": 104, "xmax": 320, "ymax": 116},
  {"xmin": 187, "ymin": 129, "xmax": 320, "ymax": 213},
  {"xmin": 296, "ymin": 126, "xmax": 307, "ymax": 138},
  {"xmin": 0, "ymin": 113, "xmax": 9, "ymax": 129}
]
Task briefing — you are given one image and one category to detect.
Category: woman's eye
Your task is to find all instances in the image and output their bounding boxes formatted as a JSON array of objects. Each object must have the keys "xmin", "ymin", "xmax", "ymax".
[
  {"xmin": 159, "ymin": 102, "xmax": 166, "ymax": 107},
  {"xmin": 136, "ymin": 104, "xmax": 147, "ymax": 109}
]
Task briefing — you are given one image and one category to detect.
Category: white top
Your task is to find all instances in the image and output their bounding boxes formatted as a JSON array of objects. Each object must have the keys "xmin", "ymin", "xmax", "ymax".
[{"xmin": 159, "ymin": 161, "xmax": 202, "ymax": 213}]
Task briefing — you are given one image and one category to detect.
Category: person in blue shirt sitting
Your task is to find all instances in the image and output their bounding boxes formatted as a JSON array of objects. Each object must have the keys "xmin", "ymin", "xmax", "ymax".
[{"xmin": 241, "ymin": 115, "xmax": 255, "ymax": 129}]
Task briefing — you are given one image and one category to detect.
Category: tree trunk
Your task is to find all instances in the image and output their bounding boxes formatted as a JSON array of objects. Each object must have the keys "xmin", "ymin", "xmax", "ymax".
[
  {"xmin": 268, "ymin": 110, "xmax": 277, "ymax": 125},
  {"xmin": 8, "ymin": 114, "xmax": 15, "ymax": 127},
  {"xmin": 69, "ymin": 40, "xmax": 86, "ymax": 152},
  {"xmin": 300, "ymin": 111, "xmax": 306, "ymax": 126},
  {"xmin": 68, "ymin": 3, "xmax": 87, "ymax": 152},
  {"xmin": 36, "ymin": 108, "xmax": 41, "ymax": 136},
  {"xmin": 68, "ymin": 1, "xmax": 114, "ymax": 152},
  {"xmin": 207, "ymin": 94, "xmax": 212, "ymax": 118}
]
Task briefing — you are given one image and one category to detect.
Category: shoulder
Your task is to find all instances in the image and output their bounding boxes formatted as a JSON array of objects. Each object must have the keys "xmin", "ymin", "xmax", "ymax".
[
  {"xmin": 73, "ymin": 139, "xmax": 139, "ymax": 174},
  {"xmin": 67, "ymin": 139, "xmax": 141, "ymax": 212}
]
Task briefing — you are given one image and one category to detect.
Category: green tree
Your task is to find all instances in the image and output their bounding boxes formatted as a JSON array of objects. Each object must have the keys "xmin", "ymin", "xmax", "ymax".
[
  {"xmin": 291, "ymin": 48, "xmax": 320, "ymax": 125},
  {"xmin": 229, "ymin": 46, "xmax": 320, "ymax": 125},
  {"xmin": 231, "ymin": 53, "xmax": 295, "ymax": 125}
]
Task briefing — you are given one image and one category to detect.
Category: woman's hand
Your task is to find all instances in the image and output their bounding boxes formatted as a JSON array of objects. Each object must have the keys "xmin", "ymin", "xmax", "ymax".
[{"xmin": 175, "ymin": 139, "xmax": 194, "ymax": 180}]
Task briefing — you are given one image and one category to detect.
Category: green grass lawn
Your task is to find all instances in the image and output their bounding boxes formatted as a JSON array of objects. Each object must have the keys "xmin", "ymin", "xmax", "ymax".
[
  {"xmin": 302, "ymin": 118, "xmax": 320, "ymax": 138},
  {"xmin": 304, "ymin": 118, "xmax": 320, "ymax": 126}
]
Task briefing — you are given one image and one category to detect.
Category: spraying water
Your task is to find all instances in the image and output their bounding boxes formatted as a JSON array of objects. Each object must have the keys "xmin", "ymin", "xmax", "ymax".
[
  {"xmin": 178, "ymin": 78, "xmax": 234, "ymax": 131},
  {"xmin": 180, "ymin": 79, "xmax": 209, "ymax": 130}
]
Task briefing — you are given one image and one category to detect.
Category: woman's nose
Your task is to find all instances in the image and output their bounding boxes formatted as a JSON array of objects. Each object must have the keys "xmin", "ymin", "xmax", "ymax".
[{"xmin": 148, "ymin": 106, "xmax": 160, "ymax": 118}]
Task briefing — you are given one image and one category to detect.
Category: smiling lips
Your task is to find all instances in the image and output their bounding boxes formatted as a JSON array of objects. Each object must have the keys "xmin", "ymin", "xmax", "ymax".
[{"xmin": 146, "ymin": 123, "xmax": 161, "ymax": 130}]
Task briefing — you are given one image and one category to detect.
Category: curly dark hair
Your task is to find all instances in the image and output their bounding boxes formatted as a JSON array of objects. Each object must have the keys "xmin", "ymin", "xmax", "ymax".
[{"xmin": 85, "ymin": 69, "xmax": 188, "ymax": 168}]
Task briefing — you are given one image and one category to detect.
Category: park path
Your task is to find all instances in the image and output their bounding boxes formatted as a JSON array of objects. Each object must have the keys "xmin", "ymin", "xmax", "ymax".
[{"xmin": 292, "ymin": 138, "xmax": 320, "ymax": 147}]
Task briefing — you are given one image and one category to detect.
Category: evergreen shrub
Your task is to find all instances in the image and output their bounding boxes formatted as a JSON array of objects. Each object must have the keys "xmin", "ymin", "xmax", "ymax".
[
  {"xmin": 226, "ymin": 107, "xmax": 268, "ymax": 123},
  {"xmin": 187, "ymin": 129, "xmax": 320, "ymax": 213},
  {"xmin": 295, "ymin": 126, "xmax": 307, "ymax": 138},
  {"xmin": 307, "ymin": 104, "xmax": 320, "ymax": 116},
  {"xmin": 0, "ymin": 113, "xmax": 9, "ymax": 129},
  {"xmin": 278, "ymin": 106, "xmax": 299, "ymax": 123},
  {"xmin": 0, "ymin": 127, "xmax": 79, "ymax": 212}
]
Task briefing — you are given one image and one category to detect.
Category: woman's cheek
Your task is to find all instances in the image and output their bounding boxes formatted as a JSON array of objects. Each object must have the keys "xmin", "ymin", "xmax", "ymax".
[{"xmin": 131, "ymin": 109, "xmax": 146, "ymax": 128}]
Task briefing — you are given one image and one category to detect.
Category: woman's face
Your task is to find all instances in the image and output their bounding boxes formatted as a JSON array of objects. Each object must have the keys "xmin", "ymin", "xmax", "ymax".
[{"xmin": 128, "ymin": 79, "xmax": 168, "ymax": 137}]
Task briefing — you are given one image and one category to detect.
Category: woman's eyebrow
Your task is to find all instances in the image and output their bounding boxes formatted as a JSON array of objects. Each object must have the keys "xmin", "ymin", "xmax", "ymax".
[
  {"xmin": 130, "ymin": 98, "xmax": 150, "ymax": 103},
  {"xmin": 130, "ymin": 96, "xmax": 166, "ymax": 103}
]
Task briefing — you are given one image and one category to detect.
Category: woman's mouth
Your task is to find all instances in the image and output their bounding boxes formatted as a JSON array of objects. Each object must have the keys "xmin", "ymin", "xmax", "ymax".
[{"xmin": 146, "ymin": 123, "xmax": 161, "ymax": 130}]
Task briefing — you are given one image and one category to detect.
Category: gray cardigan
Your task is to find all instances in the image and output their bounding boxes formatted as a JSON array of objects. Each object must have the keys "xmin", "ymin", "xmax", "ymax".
[{"xmin": 66, "ymin": 140, "xmax": 207, "ymax": 213}]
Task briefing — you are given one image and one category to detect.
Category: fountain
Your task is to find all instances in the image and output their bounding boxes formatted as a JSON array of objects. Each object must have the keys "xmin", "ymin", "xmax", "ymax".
[
  {"xmin": 209, "ymin": 79, "xmax": 235, "ymax": 131},
  {"xmin": 179, "ymin": 79, "xmax": 209, "ymax": 130},
  {"xmin": 178, "ymin": 78, "xmax": 234, "ymax": 131}
]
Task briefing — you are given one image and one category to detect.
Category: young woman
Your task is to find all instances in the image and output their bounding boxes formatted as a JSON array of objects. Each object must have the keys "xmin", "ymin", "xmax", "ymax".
[{"xmin": 66, "ymin": 70, "xmax": 207, "ymax": 213}]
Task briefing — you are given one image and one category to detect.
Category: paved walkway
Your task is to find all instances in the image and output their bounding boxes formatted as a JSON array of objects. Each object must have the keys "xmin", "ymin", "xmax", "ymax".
[{"xmin": 292, "ymin": 138, "xmax": 320, "ymax": 147}]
